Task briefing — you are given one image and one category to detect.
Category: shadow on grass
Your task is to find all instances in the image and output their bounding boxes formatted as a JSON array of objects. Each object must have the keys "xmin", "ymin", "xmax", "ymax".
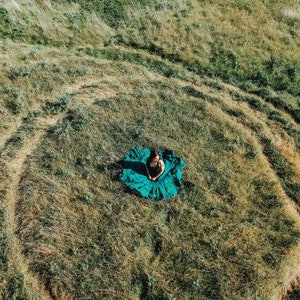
[
  {"xmin": 97, "ymin": 160, "xmax": 147, "ymax": 177},
  {"xmin": 96, "ymin": 160, "xmax": 146, "ymax": 197},
  {"xmin": 96, "ymin": 160, "xmax": 123, "ymax": 180},
  {"xmin": 182, "ymin": 180, "xmax": 196, "ymax": 189}
]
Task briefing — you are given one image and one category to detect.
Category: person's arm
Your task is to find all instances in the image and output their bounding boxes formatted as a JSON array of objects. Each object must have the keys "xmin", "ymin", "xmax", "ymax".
[{"xmin": 152, "ymin": 160, "xmax": 165, "ymax": 181}]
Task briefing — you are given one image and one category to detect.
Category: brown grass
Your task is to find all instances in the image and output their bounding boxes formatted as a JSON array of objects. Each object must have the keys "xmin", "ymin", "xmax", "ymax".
[{"xmin": 1, "ymin": 0, "xmax": 300, "ymax": 299}]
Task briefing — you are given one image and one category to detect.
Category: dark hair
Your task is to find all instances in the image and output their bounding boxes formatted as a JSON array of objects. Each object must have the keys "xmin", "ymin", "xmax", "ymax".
[{"xmin": 147, "ymin": 149, "xmax": 159, "ymax": 165}]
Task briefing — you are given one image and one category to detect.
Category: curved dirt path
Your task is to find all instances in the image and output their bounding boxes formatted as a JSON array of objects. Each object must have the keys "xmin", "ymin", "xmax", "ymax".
[
  {"xmin": 0, "ymin": 78, "xmax": 119, "ymax": 298},
  {"xmin": 2, "ymin": 128, "xmax": 52, "ymax": 299},
  {"xmin": 0, "ymin": 67, "xmax": 159, "ymax": 297}
]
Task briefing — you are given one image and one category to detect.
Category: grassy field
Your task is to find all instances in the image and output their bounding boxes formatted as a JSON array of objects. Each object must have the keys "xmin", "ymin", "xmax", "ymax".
[{"xmin": 0, "ymin": 0, "xmax": 300, "ymax": 299}]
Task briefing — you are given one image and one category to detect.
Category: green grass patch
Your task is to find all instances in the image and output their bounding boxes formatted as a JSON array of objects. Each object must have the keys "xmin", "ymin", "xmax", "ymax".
[
  {"xmin": 286, "ymin": 287, "xmax": 300, "ymax": 300},
  {"xmin": 80, "ymin": 47, "xmax": 182, "ymax": 79},
  {"xmin": 115, "ymin": 32, "xmax": 299, "ymax": 98},
  {"xmin": 53, "ymin": 0, "xmax": 158, "ymax": 27},
  {"xmin": 43, "ymin": 95, "xmax": 72, "ymax": 115},
  {"xmin": 0, "ymin": 7, "xmax": 24, "ymax": 40}
]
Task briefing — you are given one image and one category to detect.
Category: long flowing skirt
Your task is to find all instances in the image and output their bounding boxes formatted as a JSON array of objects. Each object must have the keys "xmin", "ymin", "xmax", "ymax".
[{"xmin": 120, "ymin": 147, "xmax": 186, "ymax": 200}]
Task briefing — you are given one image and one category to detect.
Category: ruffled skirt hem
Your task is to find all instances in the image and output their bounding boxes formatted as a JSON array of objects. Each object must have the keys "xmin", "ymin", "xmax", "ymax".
[{"xmin": 120, "ymin": 147, "xmax": 186, "ymax": 200}]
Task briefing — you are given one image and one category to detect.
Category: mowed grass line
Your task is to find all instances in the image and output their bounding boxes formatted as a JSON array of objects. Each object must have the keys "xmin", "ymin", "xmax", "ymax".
[
  {"xmin": 78, "ymin": 45, "xmax": 300, "ymax": 148},
  {"xmin": 15, "ymin": 72, "xmax": 300, "ymax": 299},
  {"xmin": 0, "ymin": 123, "xmax": 52, "ymax": 299},
  {"xmin": 174, "ymin": 80, "xmax": 300, "ymax": 208}
]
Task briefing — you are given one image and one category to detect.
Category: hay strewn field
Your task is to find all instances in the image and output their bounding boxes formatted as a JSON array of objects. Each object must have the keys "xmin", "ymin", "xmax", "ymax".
[{"xmin": 0, "ymin": 1, "xmax": 300, "ymax": 299}]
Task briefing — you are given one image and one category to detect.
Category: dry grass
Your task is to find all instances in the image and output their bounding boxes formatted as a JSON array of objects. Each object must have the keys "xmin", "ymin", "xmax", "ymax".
[
  {"xmin": 10, "ymin": 70, "xmax": 299, "ymax": 299},
  {"xmin": 122, "ymin": 0, "xmax": 300, "ymax": 64},
  {"xmin": 0, "ymin": 0, "xmax": 300, "ymax": 299},
  {"xmin": 2, "ymin": 0, "xmax": 114, "ymax": 46}
]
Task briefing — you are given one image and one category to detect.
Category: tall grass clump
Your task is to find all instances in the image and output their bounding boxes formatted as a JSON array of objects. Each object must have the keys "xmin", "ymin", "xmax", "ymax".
[
  {"xmin": 0, "ymin": 7, "xmax": 23, "ymax": 40},
  {"xmin": 0, "ymin": 0, "xmax": 114, "ymax": 46},
  {"xmin": 285, "ymin": 287, "xmax": 300, "ymax": 300},
  {"xmin": 55, "ymin": 0, "xmax": 159, "ymax": 27}
]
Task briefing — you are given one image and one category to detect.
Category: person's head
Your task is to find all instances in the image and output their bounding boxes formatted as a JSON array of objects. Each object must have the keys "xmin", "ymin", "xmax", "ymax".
[{"xmin": 148, "ymin": 149, "xmax": 160, "ymax": 167}]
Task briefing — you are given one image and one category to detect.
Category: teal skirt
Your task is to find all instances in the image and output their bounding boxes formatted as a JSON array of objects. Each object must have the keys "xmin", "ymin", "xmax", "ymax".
[{"xmin": 120, "ymin": 147, "xmax": 186, "ymax": 200}]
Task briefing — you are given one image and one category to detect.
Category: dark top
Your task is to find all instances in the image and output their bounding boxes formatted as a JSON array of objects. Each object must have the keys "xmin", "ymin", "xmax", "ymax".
[{"xmin": 146, "ymin": 160, "xmax": 162, "ymax": 177}]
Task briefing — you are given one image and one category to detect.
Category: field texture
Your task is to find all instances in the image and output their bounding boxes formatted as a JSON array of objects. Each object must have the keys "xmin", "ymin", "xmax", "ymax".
[{"xmin": 0, "ymin": 1, "xmax": 300, "ymax": 299}]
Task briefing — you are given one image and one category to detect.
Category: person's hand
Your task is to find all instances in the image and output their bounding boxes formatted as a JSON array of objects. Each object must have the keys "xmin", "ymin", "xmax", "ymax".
[
  {"xmin": 152, "ymin": 177, "xmax": 157, "ymax": 181},
  {"xmin": 148, "ymin": 175, "xmax": 152, "ymax": 180}
]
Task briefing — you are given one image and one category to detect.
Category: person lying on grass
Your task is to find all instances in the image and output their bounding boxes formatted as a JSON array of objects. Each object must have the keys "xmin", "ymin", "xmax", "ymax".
[{"xmin": 146, "ymin": 149, "xmax": 165, "ymax": 181}]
